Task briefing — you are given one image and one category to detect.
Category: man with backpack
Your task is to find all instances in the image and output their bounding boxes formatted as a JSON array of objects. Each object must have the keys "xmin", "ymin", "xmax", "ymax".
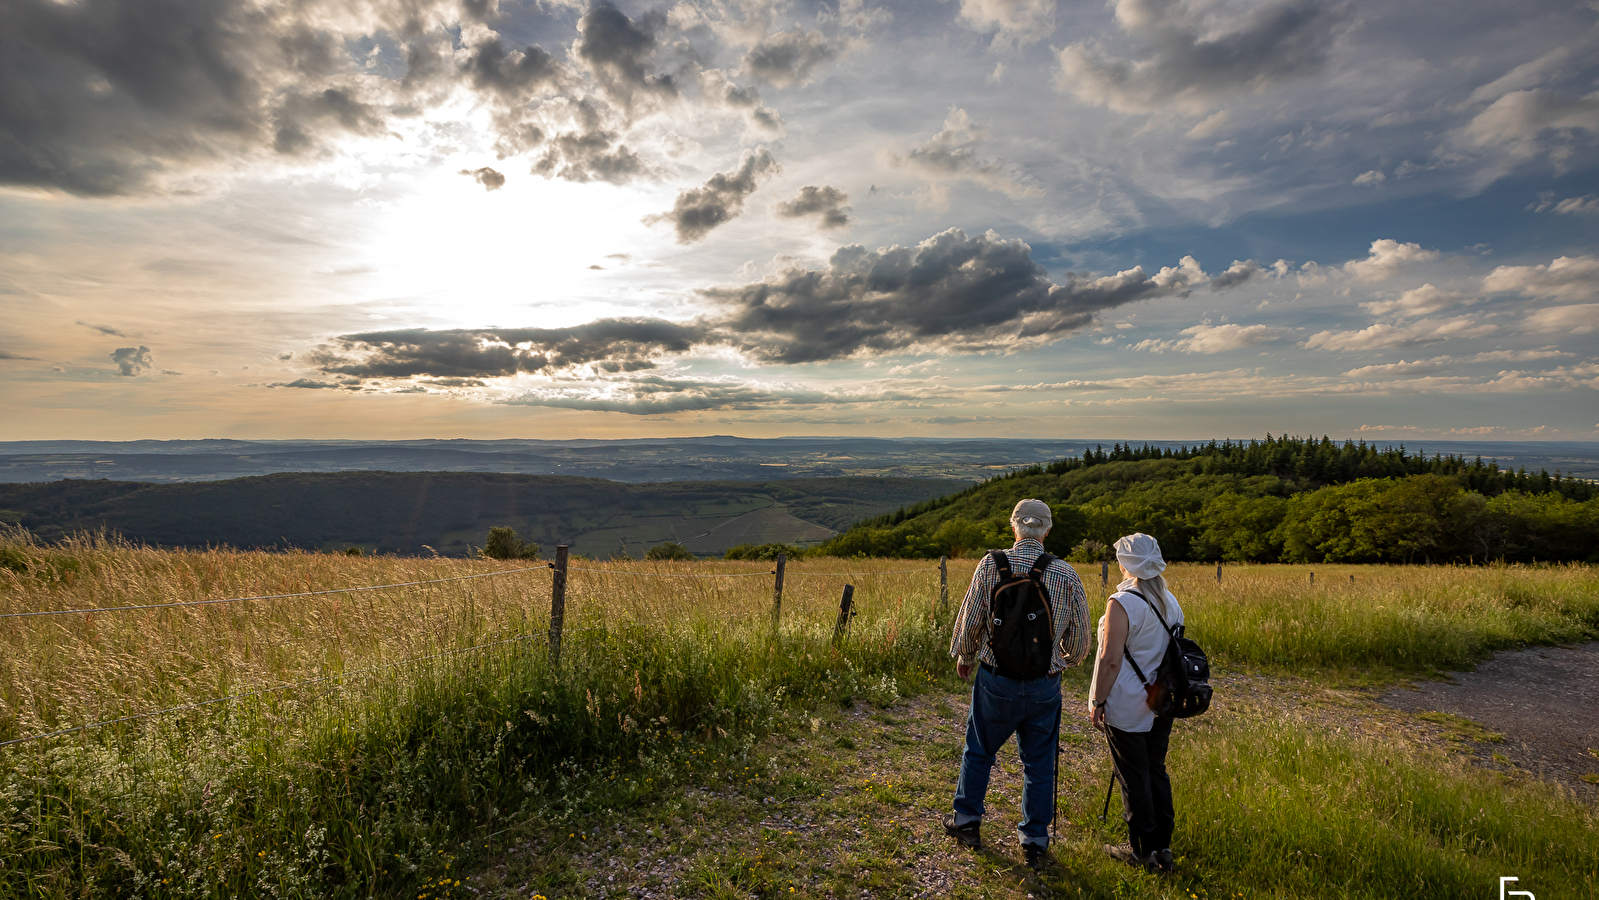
[{"xmin": 944, "ymin": 499, "xmax": 1089, "ymax": 871}]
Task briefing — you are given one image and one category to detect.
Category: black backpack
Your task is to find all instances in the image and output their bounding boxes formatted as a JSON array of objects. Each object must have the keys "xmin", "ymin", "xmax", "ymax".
[
  {"xmin": 1119, "ymin": 589, "xmax": 1212, "ymax": 718},
  {"xmin": 985, "ymin": 550, "xmax": 1057, "ymax": 680}
]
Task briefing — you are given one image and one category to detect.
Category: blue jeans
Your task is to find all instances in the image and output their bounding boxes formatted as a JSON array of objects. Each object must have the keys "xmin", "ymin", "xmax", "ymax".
[{"xmin": 952, "ymin": 663, "xmax": 1062, "ymax": 847}]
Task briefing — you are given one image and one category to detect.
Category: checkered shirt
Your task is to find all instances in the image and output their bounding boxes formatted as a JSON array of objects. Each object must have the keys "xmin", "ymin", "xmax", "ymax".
[{"xmin": 949, "ymin": 539, "xmax": 1090, "ymax": 673}]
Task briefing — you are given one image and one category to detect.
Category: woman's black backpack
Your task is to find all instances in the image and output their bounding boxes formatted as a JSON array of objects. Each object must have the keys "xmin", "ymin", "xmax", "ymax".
[{"xmin": 1119, "ymin": 589, "xmax": 1212, "ymax": 718}]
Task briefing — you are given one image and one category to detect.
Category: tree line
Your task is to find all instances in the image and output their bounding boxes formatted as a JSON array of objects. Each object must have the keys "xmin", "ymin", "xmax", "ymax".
[{"xmin": 815, "ymin": 435, "xmax": 1599, "ymax": 564}]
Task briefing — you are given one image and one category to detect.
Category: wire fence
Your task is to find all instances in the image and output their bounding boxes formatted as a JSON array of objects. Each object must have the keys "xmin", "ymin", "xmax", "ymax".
[
  {"xmin": 0, "ymin": 548, "xmax": 953, "ymax": 749},
  {"xmin": 0, "ymin": 564, "xmax": 554, "ymax": 620}
]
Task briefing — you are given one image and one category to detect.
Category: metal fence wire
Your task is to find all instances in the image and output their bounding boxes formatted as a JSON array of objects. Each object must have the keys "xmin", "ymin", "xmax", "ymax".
[{"xmin": 0, "ymin": 548, "xmax": 950, "ymax": 747}]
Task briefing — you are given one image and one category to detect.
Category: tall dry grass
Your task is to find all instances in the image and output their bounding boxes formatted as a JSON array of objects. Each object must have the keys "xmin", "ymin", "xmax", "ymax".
[{"xmin": 1, "ymin": 529, "xmax": 1594, "ymax": 899}]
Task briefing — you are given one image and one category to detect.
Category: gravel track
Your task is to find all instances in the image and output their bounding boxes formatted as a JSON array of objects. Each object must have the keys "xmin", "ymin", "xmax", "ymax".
[{"xmin": 1380, "ymin": 642, "xmax": 1599, "ymax": 796}]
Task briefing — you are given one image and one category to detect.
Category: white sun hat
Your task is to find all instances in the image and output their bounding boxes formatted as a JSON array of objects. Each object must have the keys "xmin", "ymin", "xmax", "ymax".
[{"xmin": 1114, "ymin": 532, "xmax": 1166, "ymax": 579}]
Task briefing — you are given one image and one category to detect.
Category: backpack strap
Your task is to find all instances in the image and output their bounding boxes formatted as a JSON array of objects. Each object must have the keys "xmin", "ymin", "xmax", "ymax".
[
  {"xmin": 989, "ymin": 549, "xmax": 1013, "ymax": 580},
  {"xmin": 1113, "ymin": 589, "xmax": 1167, "ymax": 689},
  {"xmin": 1027, "ymin": 551, "xmax": 1055, "ymax": 581}
]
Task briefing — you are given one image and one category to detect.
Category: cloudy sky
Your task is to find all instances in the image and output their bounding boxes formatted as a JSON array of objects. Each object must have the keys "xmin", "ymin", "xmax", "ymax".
[{"xmin": 1, "ymin": 0, "xmax": 1596, "ymax": 442}]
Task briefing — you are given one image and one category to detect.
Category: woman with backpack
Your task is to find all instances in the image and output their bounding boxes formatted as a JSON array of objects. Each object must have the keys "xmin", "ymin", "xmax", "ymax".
[{"xmin": 1088, "ymin": 532, "xmax": 1183, "ymax": 874}]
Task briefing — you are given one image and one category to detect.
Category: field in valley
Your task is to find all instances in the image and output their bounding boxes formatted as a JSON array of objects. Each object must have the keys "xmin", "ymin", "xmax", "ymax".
[{"xmin": 1, "ymin": 529, "xmax": 1596, "ymax": 898}]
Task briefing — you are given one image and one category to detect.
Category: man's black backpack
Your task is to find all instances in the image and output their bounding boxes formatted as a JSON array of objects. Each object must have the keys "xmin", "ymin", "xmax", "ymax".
[
  {"xmin": 985, "ymin": 550, "xmax": 1057, "ymax": 680},
  {"xmin": 1119, "ymin": 589, "xmax": 1212, "ymax": 718}
]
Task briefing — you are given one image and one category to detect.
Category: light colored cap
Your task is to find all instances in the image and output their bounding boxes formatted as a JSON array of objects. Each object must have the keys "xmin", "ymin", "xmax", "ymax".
[
  {"xmin": 1010, "ymin": 498, "xmax": 1052, "ymax": 529},
  {"xmin": 1115, "ymin": 532, "xmax": 1166, "ymax": 579}
]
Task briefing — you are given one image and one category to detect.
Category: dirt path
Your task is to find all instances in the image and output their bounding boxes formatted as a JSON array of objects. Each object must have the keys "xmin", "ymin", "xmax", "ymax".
[{"xmin": 1379, "ymin": 642, "xmax": 1599, "ymax": 795}]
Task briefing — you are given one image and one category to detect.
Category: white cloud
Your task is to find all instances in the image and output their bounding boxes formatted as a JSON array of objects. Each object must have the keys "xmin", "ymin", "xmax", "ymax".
[
  {"xmin": 1361, "ymin": 283, "xmax": 1470, "ymax": 318},
  {"xmin": 1304, "ymin": 316, "xmax": 1497, "ymax": 351},
  {"xmin": 1530, "ymin": 193, "xmax": 1599, "ymax": 215},
  {"xmin": 1185, "ymin": 110, "xmax": 1230, "ymax": 140},
  {"xmin": 1483, "ymin": 255, "xmax": 1599, "ymax": 301},
  {"xmin": 1520, "ymin": 304, "xmax": 1599, "ymax": 335},
  {"xmin": 1458, "ymin": 89, "xmax": 1599, "ymax": 160},
  {"xmin": 1342, "ymin": 239, "xmax": 1440, "ymax": 282},
  {"xmin": 1165, "ymin": 323, "xmax": 1290, "ymax": 354},
  {"xmin": 1342, "ymin": 357, "xmax": 1452, "ymax": 377},
  {"xmin": 1469, "ymin": 348, "xmax": 1573, "ymax": 362},
  {"xmin": 1352, "ymin": 170, "xmax": 1386, "ymax": 186},
  {"xmin": 957, "ymin": 0, "xmax": 1056, "ymax": 47},
  {"xmin": 1465, "ymin": 47, "xmax": 1574, "ymax": 106}
]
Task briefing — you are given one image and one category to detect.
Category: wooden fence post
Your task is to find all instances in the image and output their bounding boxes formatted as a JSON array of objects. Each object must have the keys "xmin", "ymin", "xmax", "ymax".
[
  {"xmin": 1309, "ymin": 571, "xmax": 1315, "ymax": 586},
  {"xmin": 1101, "ymin": 560, "xmax": 1109, "ymax": 589},
  {"xmin": 833, "ymin": 584, "xmax": 856, "ymax": 643},
  {"xmin": 1216, "ymin": 562, "xmax": 1222, "ymax": 583},
  {"xmin": 939, "ymin": 556, "xmax": 949, "ymax": 611},
  {"xmin": 771, "ymin": 552, "xmax": 786, "ymax": 628},
  {"xmin": 550, "ymin": 545, "xmax": 568, "ymax": 666}
]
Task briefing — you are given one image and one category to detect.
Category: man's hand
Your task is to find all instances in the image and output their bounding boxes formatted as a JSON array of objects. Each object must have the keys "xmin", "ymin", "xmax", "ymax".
[
  {"xmin": 1090, "ymin": 704, "xmax": 1106, "ymax": 732},
  {"xmin": 957, "ymin": 661, "xmax": 975, "ymax": 681}
]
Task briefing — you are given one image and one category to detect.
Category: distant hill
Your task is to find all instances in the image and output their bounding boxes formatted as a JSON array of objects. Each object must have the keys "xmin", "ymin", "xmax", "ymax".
[
  {"xmin": 0, "ymin": 472, "xmax": 969, "ymax": 558},
  {"xmin": 0, "ymin": 436, "xmax": 1090, "ymax": 484},
  {"xmin": 5, "ymin": 436, "xmax": 1592, "ymax": 484}
]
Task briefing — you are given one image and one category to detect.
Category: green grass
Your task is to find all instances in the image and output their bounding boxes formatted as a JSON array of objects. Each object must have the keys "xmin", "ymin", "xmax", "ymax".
[
  {"xmin": 0, "ymin": 531, "xmax": 1595, "ymax": 898},
  {"xmin": 1165, "ymin": 715, "xmax": 1596, "ymax": 899}
]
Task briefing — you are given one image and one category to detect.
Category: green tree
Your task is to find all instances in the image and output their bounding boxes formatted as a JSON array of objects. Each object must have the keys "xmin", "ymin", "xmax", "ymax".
[
  {"xmin": 1191, "ymin": 494, "xmax": 1289, "ymax": 562},
  {"xmin": 645, "ymin": 541, "xmax": 696, "ymax": 561},
  {"xmin": 724, "ymin": 542, "xmax": 801, "ymax": 561},
  {"xmin": 481, "ymin": 526, "xmax": 540, "ymax": 560}
]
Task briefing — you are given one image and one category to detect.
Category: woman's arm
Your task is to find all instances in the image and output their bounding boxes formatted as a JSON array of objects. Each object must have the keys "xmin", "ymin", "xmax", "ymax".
[{"xmin": 1089, "ymin": 597, "xmax": 1129, "ymax": 731}]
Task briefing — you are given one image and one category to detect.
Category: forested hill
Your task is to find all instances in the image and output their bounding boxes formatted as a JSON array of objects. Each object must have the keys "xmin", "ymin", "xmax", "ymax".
[{"xmin": 818, "ymin": 435, "xmax": 1599, "ymax": 564}]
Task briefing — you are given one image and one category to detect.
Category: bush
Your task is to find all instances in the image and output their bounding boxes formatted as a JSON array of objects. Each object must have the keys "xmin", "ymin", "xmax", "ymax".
[
  {"xmin": 480, "ymin": 526, "xmax": 540, "ymax": 560},
  {"xmin": 645, "ymin": 541, "xmax": 696, "ymax": 561},
  {"xmin": 724, "ymin": 542, "xmax": 802, "ymax": 561},
  {"xmin": 1066, "ymin": 539, "xmax": 1114, "ymax": 564}
]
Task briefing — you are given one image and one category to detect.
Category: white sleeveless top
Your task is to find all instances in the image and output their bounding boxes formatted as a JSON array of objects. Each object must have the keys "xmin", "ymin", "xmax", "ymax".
[{"xmin": 1095, "ymin": 578, "xmax": 1184, "ymax": 733}]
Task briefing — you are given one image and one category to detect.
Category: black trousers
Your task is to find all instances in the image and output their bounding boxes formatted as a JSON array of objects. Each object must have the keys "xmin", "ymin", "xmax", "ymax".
[{"xmin": 1106, "ymin": 717, "xmax": 1174, "ymax": 856}]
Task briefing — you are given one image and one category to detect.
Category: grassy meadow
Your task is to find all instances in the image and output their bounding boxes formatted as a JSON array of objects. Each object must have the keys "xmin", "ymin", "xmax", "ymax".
[{"xmin": 0, "ymin": 528, "xmax": 1596, "ymax": 898}]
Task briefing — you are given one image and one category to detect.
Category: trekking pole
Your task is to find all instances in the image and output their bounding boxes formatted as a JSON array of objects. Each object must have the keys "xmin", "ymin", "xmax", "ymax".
[
  {"xmin": 1098, "ymin": 726, "xmax": 1117, "ymax": 822},
  {"xmin": 1051, "ymin": 695, "xmax": 1063, "ymax": 841}
]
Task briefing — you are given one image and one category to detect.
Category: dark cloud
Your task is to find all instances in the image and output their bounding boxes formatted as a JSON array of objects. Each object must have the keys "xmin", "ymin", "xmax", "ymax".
[
  {"xmin": 268, "ymin": 378, "xmax": 347, "ymax": 389},
  {"xmin": 891, "ymin": 109, "xmax": 1039, "ymax": 197},
  {"xmin": 312, "ymin": 319, "xmax": 711, "ymax": 378},
  {"xmin": 0, "ymin": 0, "xmax": 438, "ymax": 194},
  {"xmin": 574, "ymin": 1, "xmax": 676, "ymax": 114},
  {"xmin": 463, "ymin": 38, "xmax": 564, "ymax": 103},
  {"xmin": 77, "ymin": 321, "xmax": 131, "ymax": 337},
  {"xmin": 0, "ymin": 0, "xmax": 685, "ymax": 194},
  {"xmin": 743, "ymin": 28, "xmax": 838, "ymax": 88},
  {"xmin": 1208, "ymin": 260, "xmax": 1262, "ymax": 289},
  {"xmin": 110, "ymin": 345, "xmax": 153, "ymax": 376},
  {"xmin": 459, "ymin": 166, "xmax": 506, "ymax": 190},
  {"xmin": 313, "ymin": 229, "xmax": 1224, "ymax": 383},
  {"xmin": 0, "ymin": 350, "xmax": 40, "ymax": 361},
  {"xmin": 272, "ymin": 88, "xmax": 387, "ymax": 155},
  {"xmin": 531, "ymin": 127, "xmax": 648, "ymax": 183},
  {"xmin": 703, "ymin": 228, "xmax": 1206, "ymax": 363},
  {"xmin": 1058, "ymin": 0, "xmax": 1354, "ymax": 113},
  {"xmin": 699, "ymin": 69, "xmax": 784, "ymax": 136},
  {"xmin": 775, "ymin": 185, "xmax": 851, "ymax": 229},
  {"xmin": 644, "ymin": 147, "xmax": 779, "ymax": 243}
]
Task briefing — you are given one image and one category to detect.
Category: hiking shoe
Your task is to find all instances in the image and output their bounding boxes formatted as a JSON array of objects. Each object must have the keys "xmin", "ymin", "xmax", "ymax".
[
  {"xmin": 1102, "ymin": 843, "xmax": 1151, "ymax": 868},
  {"xmin": 943, "ymin": 815, "xmax": 981, "ymax": 849},
  {"xmin": 1150, "ymin": 848, "xmax": 1175, "ymax": 874},
  {"xmin": 1023, "ymin": 843, "xmax": 1052, "ymax": 872}
]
